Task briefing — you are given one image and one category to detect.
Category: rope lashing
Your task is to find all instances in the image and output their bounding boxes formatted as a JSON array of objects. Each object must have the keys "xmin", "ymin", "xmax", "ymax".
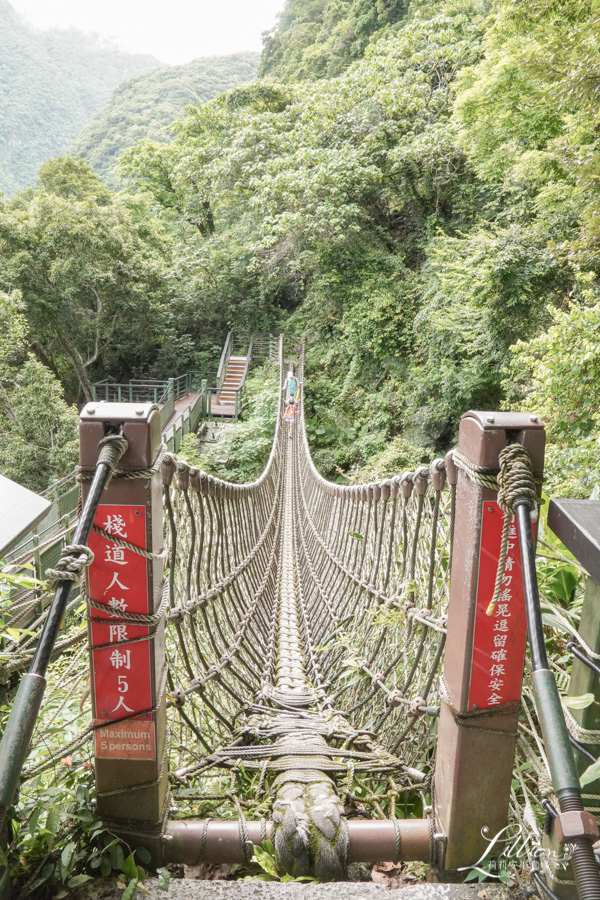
[
  {"xmin": 487, "ymin": 443, "xmax": 539, "ymax": 616},
  {"xmin": 46, "ymin": 433, "xmax": 129, "ymax": 589},
  {"xmin": 90, "ymin": 525, "xmax": 164, "ymax": 561},
  {"xmin": 451, "ymin": 449, "xmax": 500, "ymax": 491},
  {"xmin": 232, "ymin": 795, "xmax": 254, "ymax": 865},
  {"xmin": 45, "ymin": 544, "xmax": 95, "ymax": 591},
  {"xmin": 272, "ymin": 775, "xmax": 349, "ymax": 881},
  {"xmin": 78, "ymin": 440, "xmax": 166, "ymax": 482},
  {"xmin": 97, "ymin": 433, "xmax": 129, "ymax": 471},
  {"xmin": 451, "ymin": 445, "xmax": 539, "ymax": 616}
]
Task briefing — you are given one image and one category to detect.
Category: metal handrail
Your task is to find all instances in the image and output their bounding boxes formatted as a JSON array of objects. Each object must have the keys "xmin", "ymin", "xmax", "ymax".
[
  {"xmin": 517, "ymin": 497, "xmax": 600, "ymax": 900},
  {"xmin": 92, "ymin": 381, "xmax": 170, "ymax": 404},
  {"xmin": 242, "ymin": 335, "xmax": 254, "ymax": 383},
  {"xmin": 91, "ymin": 332, "xmax": 274, "ymax": 410},
  {"xmin": 216, "ymin": 333, "xmax": 234, "ymax": 393},
  {"xmin": 40, "ymin": 467, "xmax": 78, "ymax": 498}
]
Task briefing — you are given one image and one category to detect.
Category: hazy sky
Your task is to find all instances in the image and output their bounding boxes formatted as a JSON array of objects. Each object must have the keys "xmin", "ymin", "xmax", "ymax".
[{"xmin": 9, "ymin": 0, "xmax": 286, "ymax": 65}]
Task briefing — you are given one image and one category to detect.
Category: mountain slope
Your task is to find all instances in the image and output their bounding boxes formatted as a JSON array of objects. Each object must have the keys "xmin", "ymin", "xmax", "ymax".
[
  {"xmin": 70, "ymin": 53, "xmax": 260, "ymax": 186},
  {"xmin": 0, "ymin": 0, "xmax": 158, "ymax": 195},
  {"xmin": 260, "ymin": 0, "xmax": 408, "ymax": 82}
]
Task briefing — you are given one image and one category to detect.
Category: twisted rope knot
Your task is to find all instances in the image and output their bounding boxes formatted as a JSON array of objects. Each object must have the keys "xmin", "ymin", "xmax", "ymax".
[
  {"xmin": 97, "ymin": 433, "xmax": 129, "ymax": 470},
  {"xmin": 487, "ymin": 443, "xmax": 538, "ymax": 616},
  {"xmin": 496, "ymin": 443, "xmax": 539, "ymax": 522},
  {"xmin": 45, "ymin": 544, "xmax": 95, "ymax": 591}
]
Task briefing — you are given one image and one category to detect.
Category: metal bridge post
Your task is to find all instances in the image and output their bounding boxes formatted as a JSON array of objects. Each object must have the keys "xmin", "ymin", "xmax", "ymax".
[
  {"xmin": 433, "ymin": 411, "xmax": 545, "ymax": 873},
  {"xmin": 79, "ymin": 402, "xmax": 168, "ymax": 837}
]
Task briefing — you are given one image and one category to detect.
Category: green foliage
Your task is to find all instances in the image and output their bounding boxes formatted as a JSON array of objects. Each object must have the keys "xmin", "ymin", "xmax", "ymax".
[
  {"xmin": 260, "ymin": 0, "xmax": 410, "ymax": 82},
  {"xmin": 349, "ymin": 434, "xmax": 431, "ymax": 481},
  {"xmin": 505, "ymin": 281, "xmax": 600, "ymax": 497},
  {"xmin": 0, "ymin": 0, "xmax": 158, "ymax": 196},
  {"xmin": 6, "ymin": 761, "xmax": 153, "ymax": 898},
  {"xmin": 178, "ymin": 363, "xmax": 279, "ymax": 482},
  {"xmin": 0, "ymin": 291, "xmax": 78, "ymax": 491},
  {"xmin": 2, "ymin": 0, "xmax": 597, "ymax": 498},
  {"xmin": 0, "ymin": 562, "xmax": 41, "ymax": 605},
  {"xmin": 125, "ymin": 1, "xmax": 487, "ymax": 468},
  {"xmin": 72, "ymin": 53, "xmax": 261, "ymax": 187},
  {"xmin": 124, "ymin": 0, "xmax": 599, "ymax": 498},
  {"xmin": 3, "ymin": 0, "xmax": 599, "ymax": 496},
  {"xmin": 0, "ymin": 158, "xmax": 174, "ymax": 403}
]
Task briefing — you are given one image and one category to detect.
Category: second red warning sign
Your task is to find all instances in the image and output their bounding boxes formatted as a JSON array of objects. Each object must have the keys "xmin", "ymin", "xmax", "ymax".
[{"xmin": 468, "ymin": 502, "xmax": 532, "ymax": 712}]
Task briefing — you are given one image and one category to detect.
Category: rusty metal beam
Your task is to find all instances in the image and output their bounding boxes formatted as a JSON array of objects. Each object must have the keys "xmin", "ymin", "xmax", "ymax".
[{"xmin": 162, "ymin": 818, "xmax": 431, "ymax": 865}]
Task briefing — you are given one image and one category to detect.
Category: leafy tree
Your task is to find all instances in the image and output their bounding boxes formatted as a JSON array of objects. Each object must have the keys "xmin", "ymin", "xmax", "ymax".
[
  {"xmin": 4, "ymin": 0, "xmax": 599, "ymax": 498},
  {"xmin": 505, "ymin": 275, "xmax": 600, "ymax": 498},
  {"xmin": 0, "ymin": 291, "xmax": 78, "ymax": 491},
  {"xmin": 125, "ymin": 1, "xmax": 486, "ymax": 465},
  {"xmin": 260, "ymin": 0, "xmax": 410, "ymax": 81},
  {"xmin": 0, "ymin": 158, "xmax": 172, "ymax": 401}
]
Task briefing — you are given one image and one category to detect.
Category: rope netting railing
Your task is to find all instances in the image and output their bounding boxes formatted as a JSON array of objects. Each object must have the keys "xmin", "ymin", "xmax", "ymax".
[
  {"xmin": 294, "ymin": 378, "xmax": 453, "ymax": 760},
  {"xmin": 0, "ymin": 332, "xmax": 597, "ymax": 885},
  {"xmin": 162, "ymin": 341, "xmax": 288, "ymax": 795}
]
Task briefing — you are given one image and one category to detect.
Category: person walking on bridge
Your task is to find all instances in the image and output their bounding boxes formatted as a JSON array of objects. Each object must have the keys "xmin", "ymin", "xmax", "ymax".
[
  {"xmin": 283, "ymin": 370, "xmax": 299, "ymax": 402},
  {"xmin": 284, "ymin": 398, "xmax": 297, "ymax": 438}
]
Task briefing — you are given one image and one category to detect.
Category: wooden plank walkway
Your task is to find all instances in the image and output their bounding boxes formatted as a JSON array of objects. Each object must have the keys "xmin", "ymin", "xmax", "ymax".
[{"xmin": 210, "ymin": 397, "xmax": 236, "ymax": 418}]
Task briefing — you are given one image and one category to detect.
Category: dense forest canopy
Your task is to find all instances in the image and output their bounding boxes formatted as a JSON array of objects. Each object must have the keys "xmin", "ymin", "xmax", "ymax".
[
  {"xmin": 0, "ymin": 0, "xmax": 159, "ymax": 195},
  {"xmin": 260, "ymin": 0, "xmax": 409, "ymax": 81},
  {"xmin": 0, "ymin": 0, "xmax": 599, "ymax": 501},
  {"xmin": 71, "ymin": 53, "xmax": 261, "ymax": 187}
]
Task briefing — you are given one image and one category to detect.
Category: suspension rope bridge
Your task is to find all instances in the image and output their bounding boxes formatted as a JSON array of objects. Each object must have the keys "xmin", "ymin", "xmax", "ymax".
[
  {"xmin": 159, "ymin": 336, "xmax": 450, "ymax": 878},
  {"xmin": 1, "ymin": 334, "xmax": 600, "ymax": 897}
]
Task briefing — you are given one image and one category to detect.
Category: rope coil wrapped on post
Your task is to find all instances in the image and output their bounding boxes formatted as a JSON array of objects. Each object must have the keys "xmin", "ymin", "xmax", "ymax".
[
  {"xmin": 46, "ymin": 435, "xmax": 131, "ymax": 589},
  {"xmin": 489, "ymin": 444, "xmax": 539, "ymax": 615},
  {"xmin": 452, "ymin": 443, "xmax": 540, "ymax": 615}
]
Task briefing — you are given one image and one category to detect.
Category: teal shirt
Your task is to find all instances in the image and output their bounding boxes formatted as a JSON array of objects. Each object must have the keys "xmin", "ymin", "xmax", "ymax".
[{"xmin": 285, "ymin": 376, "xmax": 298, "ymax": 395}]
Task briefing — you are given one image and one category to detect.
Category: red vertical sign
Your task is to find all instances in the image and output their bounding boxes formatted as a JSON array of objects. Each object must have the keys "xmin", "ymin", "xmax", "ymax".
[
  {"xmin": 88, "ymin": 505, "xmax": 155, "ymax": 759},
  {"xmin": 468, "ymin": 502, "xmax": 532, "ymax": 712}
]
